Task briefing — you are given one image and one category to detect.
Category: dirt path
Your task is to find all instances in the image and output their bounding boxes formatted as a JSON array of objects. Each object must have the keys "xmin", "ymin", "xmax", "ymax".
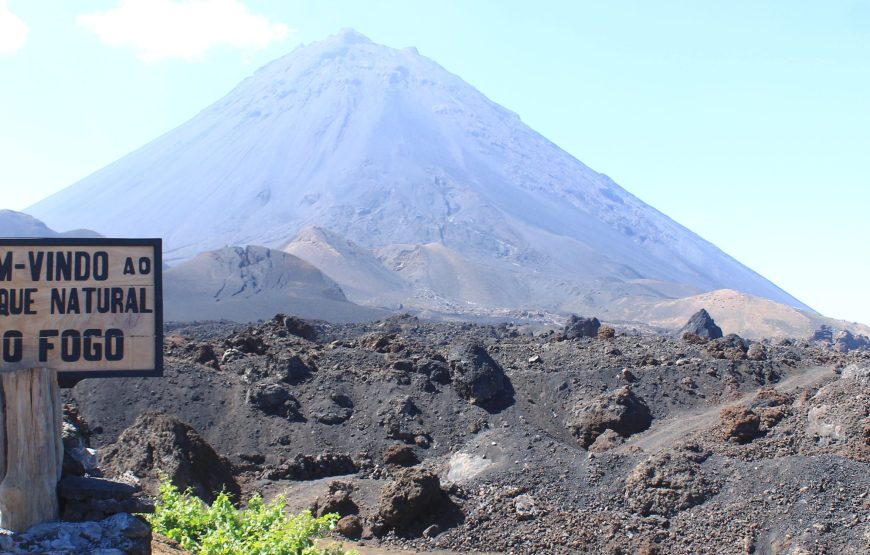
[
  {"xmin": 622, "ymin": 365, "xmax": 834, "ymax": 454},
  {"xmin": 320, "ymin": 540, "xmax": 500, "ymax": 555}
]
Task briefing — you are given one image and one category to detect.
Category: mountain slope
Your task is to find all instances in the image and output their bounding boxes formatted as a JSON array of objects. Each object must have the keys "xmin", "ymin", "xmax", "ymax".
[
  {"xmin": 282, "ymin": 225, "xmax": 409, "ymax": 306},
  {"xmin": 28, "ymin": 29, "xmax": 808, "ymax": 315}
]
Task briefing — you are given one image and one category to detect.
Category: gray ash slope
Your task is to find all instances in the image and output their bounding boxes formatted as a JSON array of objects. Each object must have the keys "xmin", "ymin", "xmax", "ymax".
[
  {"xmin": 30, "ymin": 29, "xmax": 806, "ymax": 316},
  {"xmin": 67, "ymin": 314, "xmax": 869, "ymax": 554}
]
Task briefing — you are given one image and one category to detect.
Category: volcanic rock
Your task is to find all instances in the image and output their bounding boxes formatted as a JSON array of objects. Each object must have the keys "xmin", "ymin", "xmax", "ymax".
[
  {"xmin": 383, "ymin": 444, "xmax": 419, "ymax": 466},
  {"xmin": 282, "ymin": 314, "xmax": 317, "ymax": 340},
  {"xmin": 588, "ymin": 428, "xmax": 626, "ymax": 453},
  {"xmin": 271, "ymin": 354, "xmax": 314, "ymax": 384},
  {"xmin": 246, "ymin": 380, "xmax": 303, "ymax": 420},
  {"xmin": 564, "ymin": 315, "xmax": 601, "ymax": 339},
  {"xmin": 746, "ymin": 342, "xmax": 767, "ymax": 361},
  {"xmin": 375, "ymin": 468, "xmax": 443, "ymax": 533},
  {"xmin": 311, "ymin": 481, "xmax": 357, "ymax": 517},
  {"xmin": 679, "ymin": 309, "xmax": 723, "ymax": 340},
  {"xmin": 262, "ymin": 452, "xmax": 358, "ymax": 480},
  {"xmin": 448, "ymin": 344, "xmax": 509, "ymax": 405},
  {"xmin": 8, "ymin": 513, "xmax": 151, "ymax": 555},
  {"xmin": 100, "ymin": 412, "xmax": 239, "ymax": 504},
  {"xmin": 191, "ymin": 344, "xmax": 218, "ymax": 368},
  {"xmin": 719, "ymin": 406, "xmax": 761, "ymax": 443},
  {"xmin": 624, "ymin": 445, "xmax": 716, "ymax": 517},
  {"xmin": 514, "ymin": 493, "xmax": 538, "ymax": 521},
  {"xmin": 568, "ymin": 386, "xmax": 653, "ymax": 448},
  {"xmin": 707, "ymin": 333, "xmax": 748, "ymax": 360},
  {"xmin": 58, "ymin": 476, "xmax": 155, "ymax": 522},
  {"xmin": 840, "ymin": 363, "xmax": 870, "ymax": 385},
  {"xmin": 811, "ymin": 325, "xmax": 834, "ymax": 343},
  {"xmin": 311, "ymin": 392, "xmax": 354, "ymax": 425},
  {"xmin": 833, "ymin": 330, "xmax": 870, "ymax": 352},
  {"xmin": 226, "ymin": 331, "xmax": 267, "ymax": 355},
  {"xmin": 415, "ymin": 358, "xmax": 451, "ymax": 384},
  {"xmin": 62, "ymin": 403, "xmax": 97, "ymax": 478},
  {"xmin": 336, "ymin": 515, "xmax": 363, "ymax": 539}
]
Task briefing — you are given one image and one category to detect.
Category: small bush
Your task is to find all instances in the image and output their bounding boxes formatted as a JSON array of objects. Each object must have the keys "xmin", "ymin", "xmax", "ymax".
[{"xmin": 148, "ymin": 480, "xmax": 353, "ymax": 555}]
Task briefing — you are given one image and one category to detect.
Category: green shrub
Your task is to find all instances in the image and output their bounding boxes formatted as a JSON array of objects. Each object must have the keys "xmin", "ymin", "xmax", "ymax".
[{"xmin": 148, "ymin": 480, "xmax": 353, "ymax": 555}]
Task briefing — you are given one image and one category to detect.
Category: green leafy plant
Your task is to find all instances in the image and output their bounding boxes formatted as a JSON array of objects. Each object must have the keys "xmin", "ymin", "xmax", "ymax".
[{"xmin": 148, "ymin": 480, "xmax": 353, "ymax": 555}]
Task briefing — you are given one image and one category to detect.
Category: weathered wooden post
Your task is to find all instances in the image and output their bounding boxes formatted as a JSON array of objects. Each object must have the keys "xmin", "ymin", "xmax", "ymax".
[
  {"xmin": 0, "ymin": 368, "xmax": 63, "ymax": 530},
  {"xmin": 0, "ymin": 238, "xmax": 162, "ymax": 532}
]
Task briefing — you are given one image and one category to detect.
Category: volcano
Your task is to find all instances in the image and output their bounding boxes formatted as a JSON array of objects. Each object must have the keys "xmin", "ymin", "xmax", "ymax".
[{"xmin": 28, "ymin": 29, "xmax": 808, "ymax": 317}]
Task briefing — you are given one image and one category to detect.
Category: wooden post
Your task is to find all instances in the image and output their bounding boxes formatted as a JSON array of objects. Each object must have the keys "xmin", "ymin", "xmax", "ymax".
[{"xmin": 0, "ymin": 368, "xmax": 63, "ymax": 532}]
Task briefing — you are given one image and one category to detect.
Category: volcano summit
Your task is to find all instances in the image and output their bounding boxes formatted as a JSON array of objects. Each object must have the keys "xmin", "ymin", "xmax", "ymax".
[{"xmin": 29, "ymin": 29, "xmax": 807, "ymax": 320}]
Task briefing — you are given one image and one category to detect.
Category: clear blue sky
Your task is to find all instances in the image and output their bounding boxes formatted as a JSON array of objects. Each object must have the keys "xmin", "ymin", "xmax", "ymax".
[{"xmin": 1, "ymin": 1, "xmax": 868, "ymax": 325}]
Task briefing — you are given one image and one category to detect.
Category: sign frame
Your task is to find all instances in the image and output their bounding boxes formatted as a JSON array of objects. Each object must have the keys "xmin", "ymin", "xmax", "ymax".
[{"xmin": 0, "ymin": 237, "xmax": 163, "ymax": 387}]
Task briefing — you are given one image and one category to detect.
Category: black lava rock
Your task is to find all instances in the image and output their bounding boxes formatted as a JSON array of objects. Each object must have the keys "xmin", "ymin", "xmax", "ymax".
[
  {"xmin": 679, "ymin": 309, "xmax": 723, "ymax": 340},
  {"xmin": 448, "ymin": 344, "xmax": 509, "ymax": 404},
  {"xmin": 564, "ymin": 315, "xmax": 601, "ymax": 339}
]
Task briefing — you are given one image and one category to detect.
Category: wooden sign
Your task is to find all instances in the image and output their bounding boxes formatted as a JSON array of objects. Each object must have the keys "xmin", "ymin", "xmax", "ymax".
[{"xmin": 0, "ymin": 238, "xmax": 163, "ymax": 382}]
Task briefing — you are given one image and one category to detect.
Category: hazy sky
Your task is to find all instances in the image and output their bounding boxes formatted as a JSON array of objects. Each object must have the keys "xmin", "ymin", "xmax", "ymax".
[{"xmin": 1, "ymin": 1, "xmax": 868, "ymax": 325}]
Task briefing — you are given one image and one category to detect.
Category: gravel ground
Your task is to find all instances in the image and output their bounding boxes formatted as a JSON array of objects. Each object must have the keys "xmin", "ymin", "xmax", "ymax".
[{"xmin": 66, "ymin": 314, "xmax": 870, "ymax": 554}]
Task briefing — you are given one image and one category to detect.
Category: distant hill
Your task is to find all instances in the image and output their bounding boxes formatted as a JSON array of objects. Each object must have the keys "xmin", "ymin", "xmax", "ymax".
[
  {"xmin": 163, "ymin": 245, "xmax": 386, "ymax": 323},
  {"xmin": 607, "ymin": 289, "xmax": 870, "ymax": 340},
  {"xmin": 0, "ymin": 209, "xmax": 103, "ymax": 238}
]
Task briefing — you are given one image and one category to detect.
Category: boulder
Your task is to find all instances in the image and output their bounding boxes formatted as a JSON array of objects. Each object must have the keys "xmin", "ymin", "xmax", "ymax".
[
  {"xmin": 311, "ymin": 393, "xmax": 354, "ymax": 425},
  {"xmin": 564, "ymin": 315, "xmax": 601, "ymax": 339},
  {"xmin": 225, "ymin": 332, "xmax": 267, "ymax": 355},
  {"xmin": 375, "ymin": 468, "xmax": 443, "ymax": 533},
  {"xmin": 833, "ymin": 330, "xmax": 870, "ymax": 353},
  {"xmin": 588, "ymin": 428, "xmax": 625, "ymax": 453},
  {"xmin": 281, "ymin": 314, "xmax": 316, "ymax": 340},
  {"xmin": 624, "ymin": 446, "xmax": 716, "ymax": 517},
  {"xmin": 514, "ymin": 493, "xmax": 538, "ymax": 521},
  {"xmin": 58, "ymin": 476, "xmax": 154, "ymax": 522},
  {"xmin": 719, "ymin": 406, "xmax": 761, "ymax": 443},
  {"xmin": 100, "ymin": 412, "xmax": 239, "ymax": 504},
  {"xmin": 567, "ymin": 386, "xmax": 652, "ymax": 448},
  {"xmin": 415, "ymin": 358, "xmax": 451, "ymax": 384},
  {"xmin": 361, "ymin": 332, "xmax": 404, "ymax": 353},
  {"xmin": 707, "ymin": 334, "xmax": 748, "ymax": 360},
  {"xmin": 311, "ymin": 481, "xmax": 357, "ymax": 517},
  {"xmin": 193, "ymin": 344, "xmax": 219, "ymax": 368},
  {"xmin": 12, "ymin": 513, "xmax": 152, "ymax": 555},
  {"xmin": 336, "ymin": 515, "xmax": 363, "ymax": 539},
  {"xmin": 448, "ymin": 344, "xmax": 509, "ymax": 404},
  {"xmin": 271, "ymin": 354, "xmax": 313, "ymax": 384},
  {"xmin": 383, "ymin": 444, "xmax": 419, "ymax": 466},
  {"xmin": 679, "ymin": 309, "xmax": 723, "ymax": 340},
  {"xmin": 247, "ymin": 380, "xmax": 302, "ymax": 420}
]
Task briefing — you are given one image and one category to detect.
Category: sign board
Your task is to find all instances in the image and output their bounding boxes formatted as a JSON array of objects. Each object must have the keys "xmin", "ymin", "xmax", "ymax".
[{"xmin": 0, "ymin": 238, "xmax": 162, "ymax": 383}]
